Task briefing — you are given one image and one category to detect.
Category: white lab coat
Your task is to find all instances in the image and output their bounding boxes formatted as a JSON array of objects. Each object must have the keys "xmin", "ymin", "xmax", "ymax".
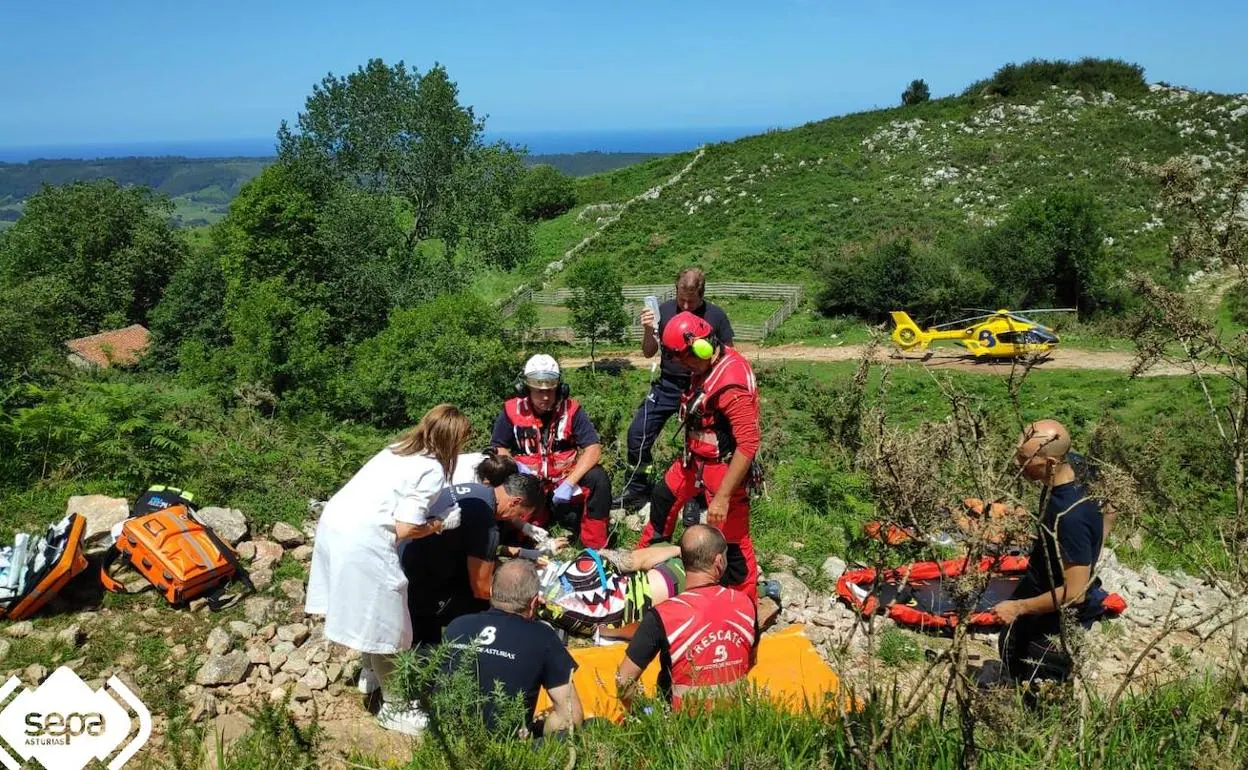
[
  {"xmin": 451, "ymin": 452, "xmax": 487, "ymax": 485},
  {"xmin": 305, "ymin": 447, "xmax": 446, "ymax": 654}
]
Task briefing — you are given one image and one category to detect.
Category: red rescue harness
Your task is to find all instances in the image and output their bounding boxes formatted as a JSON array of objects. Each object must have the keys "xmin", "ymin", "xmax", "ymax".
[
  {"xmin": 681, "ymin": 349, "xmax": 757, "ymax": 462},
  {"xmin": 503, "ymin": 396, "xmax": 581, "ymax": 481}
]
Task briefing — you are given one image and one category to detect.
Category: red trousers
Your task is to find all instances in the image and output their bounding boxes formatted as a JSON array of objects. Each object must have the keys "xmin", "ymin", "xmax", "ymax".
[{"xmin": 638, "ymin": 458, "xmax": 757, "ymax": 603}]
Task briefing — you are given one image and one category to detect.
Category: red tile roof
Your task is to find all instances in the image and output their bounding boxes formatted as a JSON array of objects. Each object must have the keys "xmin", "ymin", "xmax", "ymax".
[{"xmin": 64, "ymin": 324, "xmax": 151, "ymax": 368}]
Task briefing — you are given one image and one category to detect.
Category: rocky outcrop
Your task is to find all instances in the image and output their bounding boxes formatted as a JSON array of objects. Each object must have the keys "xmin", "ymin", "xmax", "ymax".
[{"xmin": 66, "ymin": 495, "xmax": 129, "ymax": 554}]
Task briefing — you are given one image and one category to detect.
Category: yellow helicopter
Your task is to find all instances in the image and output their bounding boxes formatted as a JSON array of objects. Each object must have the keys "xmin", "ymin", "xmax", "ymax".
[{"xmin": 889, "ymin": 308, "xmax": 1073, "ymax": 359}]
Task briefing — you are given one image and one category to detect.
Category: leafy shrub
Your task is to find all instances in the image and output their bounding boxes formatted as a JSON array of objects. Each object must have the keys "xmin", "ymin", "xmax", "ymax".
[
  {"xmin": 1223, "ymin": 281, "xmax": 1248, "ymax": 326},
  {"xmin": 217, "ymin": 277, "xmax": 340, "ymax": 413},
  {"xmin": 466, "ymin": 210, "xmax": 535, "ymax": 271},
  {"xmin": 961, "ymin": 188, "xmax": 1112, "ymax": 315},
  {"xmin": 901, "ymin": 78, "xmax": 931, "ymax": 106},
  {"xmin": 514, "ymin": 164, "xmax": 577, "ymax": 221},
  {"xmin": 149, "ymin": 246, "xmax": 229, "ymax": 366},
  {"xmin": 964, "ymin": 57, "xmax": 1147, "ymax": 100},
  {"xmin": 0, "ymin": 180, "xmax": 188, "ymax": 340},
  {"xmin": 0, "ymin": 381, "xmax": 196, "ymax": 491},
  {"xmin": 816, "ymin": 238, "xmax": 988, "ymax": 323},
  {"xmin": 350, "ymin": 292, "xmax": 519, "ymax": 429}
]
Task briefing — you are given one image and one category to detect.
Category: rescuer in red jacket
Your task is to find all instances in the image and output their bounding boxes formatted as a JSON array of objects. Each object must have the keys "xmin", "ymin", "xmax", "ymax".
[
  {"xmin": 637, "ymin": 312, "xmax": 761, "ymax": 602},
  {"xmin": 616, "ymin": 524, "xmax": 757, "ymax": 711},
  {"xmin": 492, "ymin": 354, "xmax": 613, "ymax": 549}
]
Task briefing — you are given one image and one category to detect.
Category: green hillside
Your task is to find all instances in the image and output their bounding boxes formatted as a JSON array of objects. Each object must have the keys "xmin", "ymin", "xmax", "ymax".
[{"xmin": 533, "ymin": 84, "xmax": 1248, "ymax": 293}]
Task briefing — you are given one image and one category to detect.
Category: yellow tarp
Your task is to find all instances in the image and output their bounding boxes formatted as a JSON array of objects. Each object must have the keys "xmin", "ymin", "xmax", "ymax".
[{"xmin": 535, "ymin": 625, "xmax": 843, "ymax": 722}]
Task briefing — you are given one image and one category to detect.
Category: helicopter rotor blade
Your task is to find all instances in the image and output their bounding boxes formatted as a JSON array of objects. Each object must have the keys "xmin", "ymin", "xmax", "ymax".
[{"xmin": 933, "ymin": 314, "xmax": 995, "ymax": 330}]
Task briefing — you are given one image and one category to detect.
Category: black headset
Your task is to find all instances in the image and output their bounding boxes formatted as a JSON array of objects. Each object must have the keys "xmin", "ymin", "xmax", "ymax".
[{"xmin": 513, "ymin": 377, "xmax": 571, "ymax": 400}]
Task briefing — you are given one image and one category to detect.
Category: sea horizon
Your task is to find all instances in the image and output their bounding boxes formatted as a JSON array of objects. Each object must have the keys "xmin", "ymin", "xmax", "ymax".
[{"xmin": 0, "ymin": 125, "xmax": 775, "ymax": 163}]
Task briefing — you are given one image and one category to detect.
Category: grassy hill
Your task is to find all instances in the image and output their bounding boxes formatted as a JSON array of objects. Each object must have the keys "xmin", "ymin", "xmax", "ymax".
[{"xmin": 527, "ymin": 83, "xmax": 1248, "ymax": 295}]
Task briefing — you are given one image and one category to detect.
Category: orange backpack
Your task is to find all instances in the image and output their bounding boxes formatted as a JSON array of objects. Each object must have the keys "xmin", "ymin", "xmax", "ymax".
[{"xmin": 100, "ymin": 487, "xmax": 253, "ymax": 608}]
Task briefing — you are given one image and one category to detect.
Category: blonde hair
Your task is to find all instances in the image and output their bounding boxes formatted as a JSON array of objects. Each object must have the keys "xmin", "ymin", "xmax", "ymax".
[{"xmin": 391, "ymin": 404, "xmax": 472, "ymax": 478}]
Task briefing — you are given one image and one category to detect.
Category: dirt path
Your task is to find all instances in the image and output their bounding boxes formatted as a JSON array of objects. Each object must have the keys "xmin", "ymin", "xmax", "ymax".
[{"xmin": 566, "ymin": 343, "xmax": 1206, "ymax": 377}]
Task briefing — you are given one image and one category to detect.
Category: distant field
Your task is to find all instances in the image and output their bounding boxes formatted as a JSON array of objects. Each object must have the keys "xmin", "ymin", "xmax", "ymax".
[{"xmin": 0, "ymin": 150, "xmax": 667, "ymax": 229}]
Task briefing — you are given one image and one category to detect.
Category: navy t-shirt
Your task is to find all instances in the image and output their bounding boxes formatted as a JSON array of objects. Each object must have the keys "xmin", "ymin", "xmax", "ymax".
[
  {"xmin": 402, "ymin": 483, "xmax": 500, "ymax": 615},
  {"xmin": 657, "ymin": 300, "xmax": 734, "ymax": 385},
  {"xmin": 1014, "ymin": 481, "xmax": 1104, "ymax": 612},
  {"xmin": 491, "ymin": 404, "xmax": 601, "ymax": 450},
  {"xmin": 444, "ymin": 608, "xmax": 578, "ymax": 733}
]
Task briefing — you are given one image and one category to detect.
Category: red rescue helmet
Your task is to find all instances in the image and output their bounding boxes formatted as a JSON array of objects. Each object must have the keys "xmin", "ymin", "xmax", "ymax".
[{"xmin": 662, "ymin": 312, "xmax": 716, "ymax": 359}]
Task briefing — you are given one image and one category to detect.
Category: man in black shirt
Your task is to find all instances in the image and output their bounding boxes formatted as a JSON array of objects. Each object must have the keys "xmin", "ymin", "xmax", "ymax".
[
  {"xmin": 444, "ymin": 559, "xmax": 584, "ymax": 736},
  {"xmin": 993, "ymin": 420, "xmax": 1110, "ymax": 685},
  {"xmin": 402, "ymin": 476, "xmax": 543, "ymax": 647},
  {"xmin": 619, "ymin": 268, "xmax": 735, "ymax": 511}
]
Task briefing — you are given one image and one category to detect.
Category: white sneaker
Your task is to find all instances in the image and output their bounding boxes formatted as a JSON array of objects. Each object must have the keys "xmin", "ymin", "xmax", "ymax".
[
  {"xmin": 357, "ymin": 666, "xmax": 380, "ymax": 695},
  {"xmin": 376, "ymin": 702, "xmax": 429, "ymax": 736}
]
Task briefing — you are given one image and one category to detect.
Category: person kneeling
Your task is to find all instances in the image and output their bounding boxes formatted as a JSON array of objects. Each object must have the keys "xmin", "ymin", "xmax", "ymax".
[
  {"xmin": 443, "ymin": 560, "xmax": 584, "ymax": 737},
  {"xmin": 492, "ymin": 354, "xmax": 613, "ymax": 549},
  {"xmin": 615, "ymin": 525, "xmax": 757, "ymax": 711}
]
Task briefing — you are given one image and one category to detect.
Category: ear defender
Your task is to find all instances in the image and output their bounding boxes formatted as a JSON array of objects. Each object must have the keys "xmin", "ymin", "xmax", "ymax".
[{"xmin": 691, "ymin": 337, "xmax": 714, "ymax": 360}]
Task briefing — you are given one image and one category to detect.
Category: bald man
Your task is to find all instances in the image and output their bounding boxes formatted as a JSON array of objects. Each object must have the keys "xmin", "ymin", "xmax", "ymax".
[
  {"xmin": 616, "ymin": 525, "xmax": 757, "ymax": 711},
  {"xmin": 443, "ymin": 560, "xmax": 583, "ymax": 737},
  {"xmin": 993, "ymin": 419, "xmax": 1112, "ymax": 686}
]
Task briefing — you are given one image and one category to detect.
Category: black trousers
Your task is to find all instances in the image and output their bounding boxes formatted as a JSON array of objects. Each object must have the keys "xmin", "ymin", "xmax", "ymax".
[
  {"xmin": 548, "ymin": 464, "xmax": 612, "ymax": 548},
  {"xmin": 623, "ymin": 378, "xmax": 685, "ymax": 496},
  {"xmin": 998, "ymin": 611, "xmax": 1079, "ymax": 684},
  {"xmin": 399, "ymin": 539, "xmax": 489, "ymax": 648}
]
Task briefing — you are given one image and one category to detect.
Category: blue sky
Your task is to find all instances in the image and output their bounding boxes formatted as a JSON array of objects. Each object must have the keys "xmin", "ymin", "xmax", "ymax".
[{"xmin": 1, "ymin": 0, "xmax": 1246, "ymax": 148}]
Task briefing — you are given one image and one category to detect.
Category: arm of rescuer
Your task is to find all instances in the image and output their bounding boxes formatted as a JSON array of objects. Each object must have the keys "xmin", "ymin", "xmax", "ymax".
[
  {"xmin": 564, "ymin": 442, "xmax": 601, "ymax": 487},
  {"xmin": 641, "ymin": 307, "xmax": 660, "ymax": 358},
  {"xmin": 993, "ymin": 563, "xmax": 1090, "ymax": 624},
  {"xmin": 705, "ymin": 387, "xmax": 761, "ymax": 527}
]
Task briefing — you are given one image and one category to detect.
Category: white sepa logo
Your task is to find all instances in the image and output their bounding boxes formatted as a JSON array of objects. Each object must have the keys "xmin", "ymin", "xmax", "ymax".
[{"xmin": 0, "ymin": 667, "xmax": 151, "ymax": 770}]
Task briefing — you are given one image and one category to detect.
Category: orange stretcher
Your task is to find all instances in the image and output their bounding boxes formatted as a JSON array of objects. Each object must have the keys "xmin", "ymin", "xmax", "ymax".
[{"xmin": 534, "ymin": 625, "xmax": 845, "ymax": 722}]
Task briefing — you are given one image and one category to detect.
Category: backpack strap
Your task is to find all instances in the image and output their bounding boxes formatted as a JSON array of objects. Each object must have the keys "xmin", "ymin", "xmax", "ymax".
[
  {"xmin": 583, "ymin": 548, "xmax": 610, "ymax": 592},
  {"xmin": 98, "ymin": 544, "xmax": 129, "ymax": 594},
  {"xmin": 197, "ymin": 520, "xmax": 256, "ymax": 594}
]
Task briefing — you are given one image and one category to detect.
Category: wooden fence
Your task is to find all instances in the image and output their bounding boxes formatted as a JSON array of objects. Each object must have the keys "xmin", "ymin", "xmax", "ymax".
[{"xmin": 506, "ymin": 282, "xmax": 804, "ymax": 343}]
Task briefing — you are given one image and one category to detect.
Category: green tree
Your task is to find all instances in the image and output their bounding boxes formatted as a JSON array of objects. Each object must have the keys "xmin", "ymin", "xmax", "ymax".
[
  {"xmin": 0, "ymin": 180, "xmax": 187, "ymax": 340},
  {"xmin": 963, "ymin": 188, "xmax": 1110, "ymax": 314},
  {"xmin": 817, "ymin": 238, "xmax": 987, "ymax": 323},
  {"xmin": 218, "ymin": 277, "xmax": 339, "ymax": 413},
  {"xmin": 566, "ymin": 256, "xmax": 629, "ymax": 368},
  {"xmin": 515, "ymin": 165, "xmax": 577, "ymax": 221},
  {"xmin": 508, "ymin": 299, "xmax": 540, "ymax": 353},
  {"xmin": 277, "ymin": 59, "xmax": 525, "ymax": 252},
  {"xmin": 350, "ymin": 292, "xmax": 518, "ymax": 428},
  {"xmin": 901, "ymin": 79, "xmax": 931, "ymax": 106}
]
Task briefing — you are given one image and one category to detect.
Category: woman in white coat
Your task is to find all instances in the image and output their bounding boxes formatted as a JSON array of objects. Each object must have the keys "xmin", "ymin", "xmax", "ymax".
[{"xmin": 305, "ymin": 403, "xmax": 471, "ymax": 735}]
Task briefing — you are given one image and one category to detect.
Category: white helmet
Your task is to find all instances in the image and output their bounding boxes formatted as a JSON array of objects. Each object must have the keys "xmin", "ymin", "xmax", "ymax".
[{"xmin": 523, "ymin": 354, "xmax": 561, "ymax": 388}]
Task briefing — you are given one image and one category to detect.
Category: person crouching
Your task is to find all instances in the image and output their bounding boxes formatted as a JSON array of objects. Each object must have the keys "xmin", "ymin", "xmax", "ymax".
[{"xmin": 491, "ymin": 354, "xmax": 613, "ymax": 549}]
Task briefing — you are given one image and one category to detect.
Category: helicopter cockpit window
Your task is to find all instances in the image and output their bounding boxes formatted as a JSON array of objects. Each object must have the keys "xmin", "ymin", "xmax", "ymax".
[{"xmin": 998, "ymin": 329, "xmax": 1057, "ymax": 345}]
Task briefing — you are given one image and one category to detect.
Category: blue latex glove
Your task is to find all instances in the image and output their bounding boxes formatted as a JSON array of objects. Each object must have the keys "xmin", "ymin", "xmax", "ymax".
[{"xmin": 552, "ymin": 480, "xmax": 578, "ymax": 504}]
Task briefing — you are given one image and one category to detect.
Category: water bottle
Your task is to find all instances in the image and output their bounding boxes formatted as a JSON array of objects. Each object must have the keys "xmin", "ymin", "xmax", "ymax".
[{"xmin": 643, "ymin": 295, "xmax": 660, "ymax": 330}]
